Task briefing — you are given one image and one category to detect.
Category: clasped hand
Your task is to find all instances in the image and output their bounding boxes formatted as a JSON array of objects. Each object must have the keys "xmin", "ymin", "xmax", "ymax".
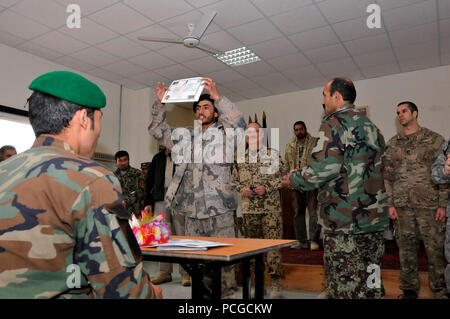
[{"xmin": 242, "ymin": 186, "xmax": 266, "ymax": 197}]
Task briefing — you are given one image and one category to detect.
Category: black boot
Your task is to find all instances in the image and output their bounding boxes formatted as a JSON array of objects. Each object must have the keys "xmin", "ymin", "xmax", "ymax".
[{"xmin": 400, "ymin": 290, "xmax": 418, "ymax": 299}]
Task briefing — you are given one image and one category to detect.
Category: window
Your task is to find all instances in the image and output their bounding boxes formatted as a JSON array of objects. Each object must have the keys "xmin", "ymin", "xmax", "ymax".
[{"xmin": 0, "ymin": 106, "xmax": 35, "ymax": 154}]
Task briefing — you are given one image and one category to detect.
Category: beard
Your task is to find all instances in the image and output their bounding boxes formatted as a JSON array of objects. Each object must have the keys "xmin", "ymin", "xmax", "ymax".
[
  {"xmin": 198, "ymin": 113, "xmax": 216, "ymax": 126},
  {"xmin": 399, "ymin": 118, "xmax": 412, "ymax": 127}
]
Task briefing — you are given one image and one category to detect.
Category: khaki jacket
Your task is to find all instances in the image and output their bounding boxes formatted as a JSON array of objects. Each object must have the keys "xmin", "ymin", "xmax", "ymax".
[{"xmin": 284, "ymin": 133, "xmax": 317, "ymax": 172}]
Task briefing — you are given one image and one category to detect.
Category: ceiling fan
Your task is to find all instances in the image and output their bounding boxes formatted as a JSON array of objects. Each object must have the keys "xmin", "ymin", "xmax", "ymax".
[{"xmin": 137, "ymin": 10, "xmax": 222, "ymax": 56}]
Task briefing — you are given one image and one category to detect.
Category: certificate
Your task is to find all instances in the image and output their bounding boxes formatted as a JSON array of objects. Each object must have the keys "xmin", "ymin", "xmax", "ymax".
[{"xmin": 161, "ymin": 77, "xmax": 204, "ymax": 103}]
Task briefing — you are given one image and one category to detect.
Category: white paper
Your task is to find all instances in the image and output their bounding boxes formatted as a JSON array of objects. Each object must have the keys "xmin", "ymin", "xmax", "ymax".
[
  {"xmin": 156, "ymin": 246, "xmax": 208, "ymax": 251},
  {"xmin": 161, "ymin": 77, "xmax": 204, "ymax": 103},
  {"xmin": 144, "ymin": 238, "xmax": 232, "ymax": 251}
]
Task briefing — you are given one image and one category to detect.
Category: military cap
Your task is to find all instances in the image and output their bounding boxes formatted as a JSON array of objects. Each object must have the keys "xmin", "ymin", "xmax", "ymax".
[
  {"xmin": 141, "ymin": 162, "xmax": 151, "ymax": 170},
  {"xmin": 29, "ymin": 71, "xmax": 106, "ymax": 109}
]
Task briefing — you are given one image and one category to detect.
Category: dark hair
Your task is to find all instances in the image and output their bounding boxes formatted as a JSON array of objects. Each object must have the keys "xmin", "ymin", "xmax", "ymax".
[
  {"xmin": 293, "ymin": 121, "xmax": 306, "ymax": 129},
  {"xmin": 397, "ymin": 101, "xmax": 418, "ymax": 118},
  {"xmin": 28, "ymin": 91, "xmax": 95, "ymax": 137},
  {"xmin": 193, "ymin": 94, "xmax": 219, "ymax": 121},
  {"xmin": 330, "ymin": 78, "xmax": 356, "ymax": 103},
  {"xmin": 115, "ymin": 150, "xmax": 129, "ymax": 160},
  {"xmin": 0, "ymin": 145, "xmax": 16, "ymax": 158}
]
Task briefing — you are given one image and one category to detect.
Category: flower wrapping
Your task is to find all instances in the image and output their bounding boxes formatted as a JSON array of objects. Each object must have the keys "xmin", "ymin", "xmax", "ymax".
[{"xmin": 129, "ymin": 211, "xmax": 171, "ymax": 246}]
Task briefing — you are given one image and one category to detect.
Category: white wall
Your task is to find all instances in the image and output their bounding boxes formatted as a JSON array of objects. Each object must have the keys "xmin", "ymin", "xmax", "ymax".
[
  {"xmin": 0, "ymin": 43, "xmax": 122, "ymax": 155},
  {"xmin": 236, "ymin": 65, "xmax": 450, "ymax": 156}
]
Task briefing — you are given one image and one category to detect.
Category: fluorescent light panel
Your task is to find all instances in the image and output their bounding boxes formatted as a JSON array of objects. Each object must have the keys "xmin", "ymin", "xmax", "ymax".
[{"xmin": 215, "ymin": 46, "xmax": 261, "ymax": 67}]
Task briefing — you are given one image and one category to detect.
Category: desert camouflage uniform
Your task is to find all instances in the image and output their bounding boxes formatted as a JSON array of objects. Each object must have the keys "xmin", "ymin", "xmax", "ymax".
[
  {"xmin": 290, "ymin": 104, "xmax": 389, "ymax": 299},
  {"xmin": 383, "ymin": 127, "xmax": 448, "ymax": 298},
  {"xmin": 285, "ymin": 133, "xmax": 320, "ymax": 244},
  {"xmin": 0, "ymin": 136, "xmax": 156, "ymax": 299},
  {"xmin": 431, "ymin": 139, "xmax": 450, "ymax": 293},
  {"xmin": 114, "ymin": 166, "xmax": 145, "ymax": 217},
  {"xmin": 232, "ymin": 147, "xmax": 283, "ymax": 284},
  {"xmin": 148, "ymin": 96, "xmax": 247, "ymax": 297}
]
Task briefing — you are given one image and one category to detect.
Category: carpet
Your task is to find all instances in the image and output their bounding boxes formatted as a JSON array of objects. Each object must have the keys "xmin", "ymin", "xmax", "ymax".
[{"xmin": 281, "ymin": 240, "xmax": 431, "ymax": 271}]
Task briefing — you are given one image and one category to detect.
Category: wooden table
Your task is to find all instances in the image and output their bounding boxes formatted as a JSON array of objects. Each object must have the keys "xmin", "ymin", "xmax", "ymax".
[{"xmin": 141, "ymin": 236, "xmax": 296, "ymax": 300}]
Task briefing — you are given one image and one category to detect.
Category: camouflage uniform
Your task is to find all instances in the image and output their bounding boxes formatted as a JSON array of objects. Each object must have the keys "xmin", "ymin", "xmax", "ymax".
[
  {"xmin": 383, "ymin": 127, "xmax": 447, "ymax": 298},
  {"xmin": 141, "ymin": 162, "xmax": 151, "ymax": 179},
  {"xmin": 0, "ymin": 136, "xmax": 156, "ymax": 299},
  {"xmin": 431, "ymin": 139, "xmax": 450, "ymax": 293},
  {"xmin": 324, "ymin": 231, "xmax": 385, "ymax": 298},
  {"xmin": 114, "ymin": 166, "xmax": 145, "ymax": 217},
  {"xmin": 232, "ymin": 147, "xmax": 284, "ymax": 287},
  {"xmin": 290, "ymin": 104, "xmax": 389, "ymax": 299},
  {"xmin": 148, "ymin": 96, "xmax": 247, "ymax": 297},
  {"xmin": 285, "ymin": 133, "xmax": 320, "ymax": 244}
]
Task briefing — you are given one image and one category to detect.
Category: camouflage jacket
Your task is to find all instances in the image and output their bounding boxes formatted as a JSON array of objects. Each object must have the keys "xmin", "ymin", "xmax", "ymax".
[
  {"xmin": 284, "ymin": 133, "xmax": 317, "ymax": 171},
  {"xmin": 0, "ymin": 136, "xmax": 155, "ymax": 299},
  {"xmin": 232, "ymin": 147, "xmax": 283, "ymax": 214},
  {"xmin": 148, "ymin": 96, "xmax": 247, "ymax": 219},
  {"xmin": 114, "ymin": 166, "xmax": 145, "ymax": 216},
  {"xmin": 431, "ymin": 139, "xmax": 450, "ymax": 216},
  {"xmin": 383, "ymin": 126, "xmax": 447, "ymax": 209},
  {"xmin": 289, "ymin": 104, "xmax": 389, "ymax": 234}
]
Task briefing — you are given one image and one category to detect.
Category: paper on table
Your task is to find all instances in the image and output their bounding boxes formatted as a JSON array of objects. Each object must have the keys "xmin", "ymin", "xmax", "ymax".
[
  {"xmin": 156, "ymin": 246, "xmax": 208, "ymax": 251},
  {"xmin": 161, "ymin": 77, "xmax": 204, "ymax": 103},
  {"xmin": 144, "ymin": 238, "xmax": 232, "ymax": 251}
]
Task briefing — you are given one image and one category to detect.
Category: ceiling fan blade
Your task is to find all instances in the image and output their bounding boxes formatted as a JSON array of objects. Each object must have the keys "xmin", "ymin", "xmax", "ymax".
[
  {"xmin": 190, "ymin": 10, "xmax": 217, "ymax": 40},
  {"xmin": 196, "ymin": 42, "xmax": 222, "ymax": 56},
  {"xmin": 137, "ymin": 36, "xmax": 184, "ymax": 44}
]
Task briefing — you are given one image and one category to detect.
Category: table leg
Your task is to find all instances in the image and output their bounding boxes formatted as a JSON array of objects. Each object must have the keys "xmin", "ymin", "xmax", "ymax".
[
  {"xmin": 242, "ymin": 259, "xmax": 251, "ymax": 299},
  {"xmin": 191, "ymin": 264, "xmax": 204, "ymax": 300},
  {"xmin": 254, "ymin": 254, "xmax": 264, "ymax": 299},
  {"xmin": 212, "ymin": 263, "xmax": 222, "ymax": 299}
]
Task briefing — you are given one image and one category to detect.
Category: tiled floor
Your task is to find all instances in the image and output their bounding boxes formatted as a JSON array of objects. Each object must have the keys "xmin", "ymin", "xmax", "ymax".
[{"xmin": 143, "ymin": 261, "xmax": 320, "ymax": 299}]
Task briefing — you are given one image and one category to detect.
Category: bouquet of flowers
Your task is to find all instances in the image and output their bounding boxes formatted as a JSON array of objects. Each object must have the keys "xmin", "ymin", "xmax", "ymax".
[{"xmin": 129, "ymin": 211, "xmax": 171, "ymax": 247}]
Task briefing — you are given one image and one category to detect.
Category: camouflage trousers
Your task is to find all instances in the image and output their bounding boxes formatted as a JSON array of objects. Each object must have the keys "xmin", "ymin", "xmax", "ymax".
[
  {"xmin": 185, "ymin": 210, "xmax": 237, "ymax": 297},
  {"xmin": 126, "ymin": 197, "xmax": 142, "ymax": 217},
  {"xmin": 158, "ymin": 204, "xmax": 188, "ymax": 277},
  {"xmin": 323, "ymin": 231, "xmax": 385, "ymax": 299},
  {"xmin": 243, "ymin": 212, "xmax": 283, "ymax": 280},
  {"xmin": 446, "ymin": 217, "xmax": 450, "ymax": 293},
  {"xmin": 293, "ymin": 190, "xmax": 320, "ymax": 243},
  {"xmin": 395, "ymin": 207, "xmax": 447, "ymax": 298}
]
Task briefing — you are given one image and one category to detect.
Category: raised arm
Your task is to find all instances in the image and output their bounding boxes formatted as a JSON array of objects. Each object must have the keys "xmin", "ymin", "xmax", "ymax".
[
  {"xmin": 202, "ymin": 78, "xmax": 247, "ymax": 131},
  {"xmin": 148, "ymin": 82, "xmax": 175, "ymax": 150}
]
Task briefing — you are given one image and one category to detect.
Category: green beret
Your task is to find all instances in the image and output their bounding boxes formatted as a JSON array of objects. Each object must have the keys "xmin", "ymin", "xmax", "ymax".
[{"xmin": 29, "ymin": 71, "xmax": 106, "ymax": 109}]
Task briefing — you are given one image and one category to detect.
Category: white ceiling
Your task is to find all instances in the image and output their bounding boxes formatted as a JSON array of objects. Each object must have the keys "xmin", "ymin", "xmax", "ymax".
[{"xmin": 0, "ymin": 0, "xmax": 449, "ymax": 102}]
